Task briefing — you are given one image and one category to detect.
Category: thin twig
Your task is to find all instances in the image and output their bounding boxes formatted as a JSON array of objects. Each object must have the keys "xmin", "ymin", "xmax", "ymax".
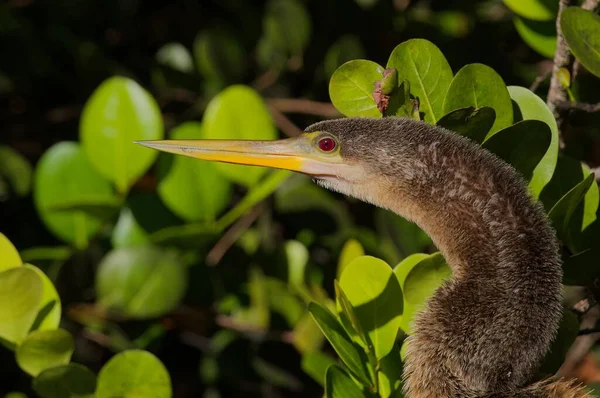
[
  {"xmin": 206, "ymin": 204, "xmax": 264, "ymax": 266},
  {"xmin": 267, "ymin": 98, "xmax": 341, "ymax": 118},
  {"xmin": 557, "ymin": 101, "xmax": 600, "ymax": 113},
  {"xmin": 268, "ymin": 105, "xmax": 304, "ymax": 137},
  {"xmin": 529, "ymin": 69, "xmax": 552, "ymax": 92},
  {"xmin": 582, "ymin": 0, "xmax": 600, "ymax": 11}
]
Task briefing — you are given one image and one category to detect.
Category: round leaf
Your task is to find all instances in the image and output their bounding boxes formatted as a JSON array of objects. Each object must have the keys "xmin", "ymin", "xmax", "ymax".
[
  {"xmin": 80, "ymin": 76, "xmax": 163, "ymax": 193},
  {"xmin": 508, "ymin": 86, "xmax": 559, "ymax": 197},
  {"xmin": 26, "ymin": 264, "xmax": 61, "ymax": 332},
  {"xmin": 157, "ymin": 122, "xmax": 232, "ymax": 221},
  {"xmin": 0, "ymin": 232, "xmax": 21, "ymax": 271},
  {"xmin": 443, "ymin": 63, "xmax": 513, "ymax": 134},
  {"xmin": 33, "ymin": 364, "xmax": 96, "ymax": 398},
  {"xmin": 338, "ymin": 256, "xmax": 403, "ymax": 359},
  {"xmin": 96, "ymin": 350, "xmax": 172, "ymax": 398},
  {"xmin": 514, "ymin": 17, "xmax": 557, "ymax": 58},
  {"xmin": 337, "ymin": 239, "xmax": 365, "ymax": 279},
  {"xmin": 0, "ymin": 145, "xmax": 32, "ymax": 197},
  {"xmin": 34, "ymin": 142, "xmax": 114, "ymax": 247},
  {"xmin": 16, "ymin": 329, "xmax": 74, "ymax": 376},
  {"xmin": 387, "ymin": 39, "xmax": 453, "ymax": 123},
  {"xmin": 503, "ymin": 0, "xmax": 557, "ymax": 21},
  {"xmin": 202, "ymin": 85, "xmax": 277, "ymax": 186},
  {"xmin": 96, "ymin": 247, "xmax": 187, "ymax": 318},
  {"xmin": 0, "ymin": 267, "xmax": 43, "ymax": 345},
  {"xmin": 156, "ymin": 43, "xmax": 194, "ymax": 73},
  {"xmin": 436, "ymin": 106, "xmax": 496, "ymax": 144},
  {"xmin": 561, "ymin": 7, "xmax": 600, "ymax": 79},
  {"xmin": 329, "ymin": 60, "xmax": 383, "ymax": 117}
]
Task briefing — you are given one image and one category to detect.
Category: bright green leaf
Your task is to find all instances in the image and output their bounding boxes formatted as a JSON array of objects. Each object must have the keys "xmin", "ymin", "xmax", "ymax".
[
  {"xmin": 338, "ymin": 256, "xmax": 403, "ymax": 359},
  {"xmin": 443, "ymin": 64, "xmax": 512, "ymax": 134},
  {"xmin": 202, "ymin": 85, "xmax": 277, "ymax": 186},
  {"xmin": 561, "ymin": 7, "xmax": 600, "ymax": 79},
  {"xmin": 33, "ymin": 364, "xmax": 96, "ymax": 398},
  {"xmin": 514, "ymin": 17, "xmax": 556, "ymax": 59},
  {"xmin": 285, "ymin": 240, "xmax": 309, "ymax": 290},
  {"xmin": 292, "ymin": 312, "xmax": 325, "ymax": 354},
  {"xmin": 34, "ymin": 142, "xmax": 115, "ymax": 248},
  {"xmin": 482, "ymin": 120, "xmax": 551, "ymax": 182},
  {"xmin": 156, "ymin": 43, "xmax": 194, "ymax": 73},
  {"xmin": 387, "ymin": 39, "xmax": 453, "ymax": 123},
  {"xmin": 0, "ymin": 267, "xmax": 42, "ymax": 345},
  {"xmin": 0, "ymin": 232, "xmax": 21, "ymax": 271},
  {"xmin": 25, "ymin": 264, "xmax": 61, "ymax": 332},
  {"xmin": 111, "ymin": 208, "xmax": 151, "ymax": 249},
  {"xmin": 308, "ymin": 302, "xmax": 372, "ymax": 386},
  {"xmin": 548, "ymin": 174, "xmax": 594, "ymax": 243},
  {"xmin": 96, "ymin": 350, "xmax": 172, "ymax": 398},
  {"xmin": 329, "ymin": 60, "xmax": 383, "ymax": 117},
  {"xmin": 503, "ymin": 0, "xmax": 557, "ymax": 21},
  {"xmin": 437, "ymin": 106, "xmax": 496, "ymax": 144},
  {"xmin": 335, "ymin": 280, "xmax": 368, "ymax": 348},
  {"xmin": 20, "ymin": 247, "xmax": 71, "ymax": 264},
  {"xmin": 96, "ymin": 247, "xmax": 188, "ymax": 319},
  {"xmin": 0, "ymin": 146, "xmax": 32, "ymax": 197},
  {"xmin": 80, "ymin": 76, "xmax": 163, "ymax": 194},
  {"xmin": 508, "ymin": 86, "xmax": 559, "ymax": 197},
  {"xmin": 337, "ymin": 239, "xmax": 365, "ymax": 280},
  {"xmin": 16, "ymin": 329, "xmax": 73, "ymax": 376},
  {"xmin": 157, "ymin": 122, "xmax": 232, "ymax": 221},
  {"xmin": 325, "ymin": 365, "xmax": 366, "ymax": 398},
  {"xmin": 301, "ymin": 351, "xmax": 338, "ymax": 387}
]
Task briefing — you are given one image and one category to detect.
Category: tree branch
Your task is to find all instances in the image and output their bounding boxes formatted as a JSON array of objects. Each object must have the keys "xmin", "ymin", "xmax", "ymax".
[
  {"xmin": 267, "ymin": 105, "xmax": 304, "ymax": 137},
  {"xmin": 266, "ymin": 98, "xmax": 341, "ymax": 118}
]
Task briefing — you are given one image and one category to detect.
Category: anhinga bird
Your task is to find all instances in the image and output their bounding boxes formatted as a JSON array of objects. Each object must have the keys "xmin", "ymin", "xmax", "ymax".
[{"xmin": 138, "ymin": 117, "xmax": 588, "ymax": 398}]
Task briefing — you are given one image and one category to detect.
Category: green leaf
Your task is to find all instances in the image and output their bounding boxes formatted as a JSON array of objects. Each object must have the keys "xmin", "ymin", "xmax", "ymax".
[
  {"xmin": 264, "ymin": 0, "xmax": 311, "ymax": 56},
  {"xmin": 33, "ymin": 364, "xmax": 97, "ymax": 398},
  {"xmin": 337, "ymin": 239, "xmax": 365, "ymax": 280},
  {"xmin": 96, "ymin": 350, "xmax": 171, "ymax": 398},
  {"xmin": 561, "ymin": 7, "xmax": 600, "ymax": 79},
  {"xmin": 80, "ymin": 76, "xmax": 163, "ymax": 194},
  {"xmin": 301, "ymin": 351, "xmax": 338, "ymax": 387},
  {"xmin": 335, "ymin": 280, "xmax": 368, "ymax": 347},
  {"xmin": 194, "ymin": 29, "xmax": 245, "ymax": 84},
  {"xmin": 482, "ymin": 120, "xmax": 551, "ymax": 182},
  {"xmin": 308, "ymin": 302, "xmax": 372, "ymax": 386},
  {"xmin": 443, "ymin": 63, "xmax": 513, "ymax": 134},
  {"xmin": 503, "ymin": 0, "xmax": 557, "ymax": 21},
  {"xmin": 329, "ymin": 60, "xmax": 383, "ymax": 117},
  {"xmin": 324, "ymin": 35, "xmax": 366, "ymax": 78},
  {"xmin": 111, "ymin": 208, "xmax": 151, "ymax": 249},
  {"xmin": 25, "ymin": 264, "xmax": 61, "ymax": 332},
  {"xmin": 265, "ymin": 277, "xmax": 304, "ymax": 326},
  {"xmin": 0, "ymin": 146, "xmax": 32, "ymax": 197},
  {"xmin": 387, "ymin": 39, "xmax": 453, "ymax": 123},
  {"xmin": 437, "ymin": 106, "xmax": 496, "ymax": 144},
  {"xmin": 0, "ymin": 267, "xmax": 42, "ymax": 345},
  {"xmin": 375, "ymin": 209, "xmax": 432, "ymax": 264},
  {"xmin": 562, "ymin": 247, "xmax": 600, "ymax": 285},
  {"xmin": 285, "ymin": 240, "xmax": 309, "ymax": 290},
  {"xmin": 20, "ymin": 247, "xmax": 71, "ymax": 264},
  {"xmin": 34, "ymin": 142, "xmax": 115, "ymax": 248},
  {"xmin": 338, "ymin": 256, "xmax": 403, "ymax": 359},
  {"xmin": 539, "ymin": 310, "xmax": 579, "ymax": 374},
  {"xmin": 231, "ymin": 267, "xmax": 270, "ymax": 330},
  {"xmin": 325, "ymin": 365, "xmax": 366, "ymax": 398},
  {"xmin": 202, "ymin": 85, "xmax": 277, "ymax": 186},
  {"xmin": 514, "ymin": 17, "xmax": 557, "ymax": 59},
  {"xmin": 96, "ymin": 247, "xmax": 188, "ymax": 319},
  {"xmin": 0, "ymin": 232, "xmax": 21, "ymax": 271},
  {"xmin": 16, "ymin": 329, "xmax": 74, "ymax": 376},
  {"xmin": 157, "ymin": 122, "xmax": 232, "ymax": 222},
  {"xmin": 292, "ymin": 312, "xmax": 325, "ymax": 354},
  {"xmin": 156, "ymin": 43, "xmax": 194, "ymax": 73},
  {"xmin": 548, "ymin": 174, "xmax": 594, "ymax": 243},
  {"xmin": 378, "ymin": 345, "xmax": 403, "ymax": 398}
]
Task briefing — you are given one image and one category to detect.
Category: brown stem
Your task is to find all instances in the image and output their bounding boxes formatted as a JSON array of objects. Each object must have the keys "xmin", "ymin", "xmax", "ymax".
[
  {"xmin": 266, "ymin": 98, "xmax": 341, "ymax": 117},
  {"xmin": 556, "ymin": 101, "xmax": 600, "ymax": 113},
  {"xmin": 267, "ymin": 105, "xmax": 304, "ymax": 137}
]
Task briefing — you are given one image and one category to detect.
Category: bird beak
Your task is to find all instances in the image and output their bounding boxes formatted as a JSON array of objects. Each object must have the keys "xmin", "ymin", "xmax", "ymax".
[{"xmin": 135, "ymin": 136, "xmax": 344, "ymax": 178}]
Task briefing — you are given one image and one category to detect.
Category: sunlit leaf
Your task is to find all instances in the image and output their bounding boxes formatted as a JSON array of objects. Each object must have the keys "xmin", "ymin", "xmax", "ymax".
[
  {"xmin": 508, "ymin": 86, "xmax": 559, "ymax": 197},
  {"xmin": 335, "ymin": 280, "xmax": 368, "ymax": 348},
  {"xmin": 20, "ymin": 246, "xmax": 71, "ymax": 264},
  {"xmin": 325, "ymin": 365, "xmax": 366, "ymax": 398},
  {"xmin": 503, "ymin": 0, "xmax": 557, "ymax": 21},
  {"xmin": 561, "ymin": 7, "xmax": 600, "ymax": 79},
  {"xmin": 0, "ymin": 232, "xmax": 21, "ymax": 271},
  {"xmin": 301, "ymin": 351, "xmax": 338, "ymax": 387},
  {"xmin": 111, "ymin": 207, "xmax": 151, "ymax": 249},
  {"xmin": 0, "ymin": 146, "xmax": 32, "ymax": 197},
  {"xmin": 329, "ymin": 60, "xmax": 383, "ymax": 117},
  {"xmin": 0, "ymin": 267, "xmax": 42, "ymax": 345},
  {"xmin": 514, "ymin": 17, "xmax": 556, "ymax": 58},
  {"xmin": 26, "ymin": 264, "xmax": 61, "ymax": 332},
  {"xmin": 33, "ymin": 364, "xmax": 96, "ymax": 398},
  {"xmin": 16, "ymin": 329, "xmax": 73, "ymax": 376},
  {"xmin": 387, "ymin": 39, "xmax": 453, "ymax": 123},
  {"xmin": 285, "ymin": 240, "xmax": 309, "ymax": 290},
  {"xmin": 202, "ymin": 85, "xmax": 277, "ymax": 186},
  {"xmin": 156, "ymin": 42, "xmax": 194, "ymax": 73},
  {"xmin": 80, "ymin": 77, "xmax": 163, "ymax": 194},
  {"xmin": 337, "ymin": 239, "xmax": 365, "ymax": 280},
  {"xmin": 308, "ymin": 302, "xmax": 372, "ymax": 386},
  {"xmin": 157, "ymin": 122, "xmax": 232, "ymax": 222},
  {"xmin": 96, "ymin": 247, "xmax": 188, "ymax": 319},
  {"xmin": 443, "ymin": 64, "xmax": 512, "ymax": 134},
  {"xmin": 96, "ymin": 350, "xmax": 172, "ymax": 398},
  {"xmin": 338, "ymin": 256, "xmax": 403, "ymax": 359},
  {"xmin": 437, "ymin": 106, "xmax": 496, "ymax": 144},
  {"xmin": 34, "ymin": 142, "xmax": 114, "ymax": 248},
  {"xmin": 293, "ymin": 312, "xmax": 325, "ymax": 354}
]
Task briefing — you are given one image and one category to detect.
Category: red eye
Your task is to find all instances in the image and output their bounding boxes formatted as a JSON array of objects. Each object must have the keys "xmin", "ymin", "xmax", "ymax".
[{"xmin": 318, "ymin": 137, "xmax": 336, "ymax": 152}]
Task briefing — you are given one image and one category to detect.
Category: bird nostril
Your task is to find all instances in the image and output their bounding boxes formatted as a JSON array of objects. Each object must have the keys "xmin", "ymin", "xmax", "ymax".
[{"xmin": 318, "ymin": 138, "xmax": 336, "ymax": 152}]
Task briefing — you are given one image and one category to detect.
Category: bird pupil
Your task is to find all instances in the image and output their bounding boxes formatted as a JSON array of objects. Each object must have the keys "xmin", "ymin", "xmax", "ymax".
[{"xmin": 319, "ymin": 138, "xmax": 335, "ymax": 152}]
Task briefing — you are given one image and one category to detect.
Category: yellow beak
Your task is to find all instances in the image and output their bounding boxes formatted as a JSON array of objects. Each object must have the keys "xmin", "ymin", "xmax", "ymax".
[{"xmin": 136, "ymin": 136, "xmax": 344, "ymax": 178}]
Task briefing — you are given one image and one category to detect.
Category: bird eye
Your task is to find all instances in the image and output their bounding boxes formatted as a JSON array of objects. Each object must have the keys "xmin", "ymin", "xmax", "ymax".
[{"xmin": 317, "ymin": 137, "xmax": 336, "ymax": 152}]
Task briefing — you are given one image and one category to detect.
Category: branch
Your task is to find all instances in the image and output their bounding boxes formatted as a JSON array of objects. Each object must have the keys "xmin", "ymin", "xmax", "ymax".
[
  {"xmin": 267, "ymin": 98, "xmax": 341, "ymax": 118},
  {"xmin": 556, "ymin": 101, "xmax": 600, "ymax": 112},
  {"xmin": 267, "ymin": 105, "xmax": 304, "ymax": 137}
]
